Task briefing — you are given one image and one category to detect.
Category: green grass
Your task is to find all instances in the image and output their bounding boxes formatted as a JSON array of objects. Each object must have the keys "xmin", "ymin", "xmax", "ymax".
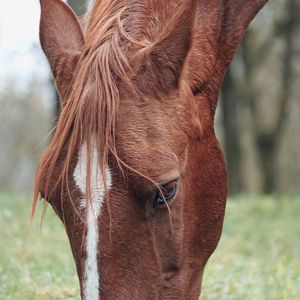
[
  {"xmin": 0, "ymin": 193, "xmax": 299, "ymax": 299},
  {"xmin": 0, "ymin": 193, "xmax": 79, "ymax": 300},
  {"xmin": 201, "ymin": 196, "xmax": 300, "ymax": 300}
]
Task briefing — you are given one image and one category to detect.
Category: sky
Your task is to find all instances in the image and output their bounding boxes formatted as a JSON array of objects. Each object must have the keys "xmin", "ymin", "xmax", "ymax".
[
  {"xmin": 0, "ymin": 0, "xmax": 51, "ymax": 91},
  {"xmin": 0, "ymin": 0, "xmax": 93, "ymax": 93},
  {"xmin": 0, "ymin": 1, "xmax": 40, "ymax": 54}
]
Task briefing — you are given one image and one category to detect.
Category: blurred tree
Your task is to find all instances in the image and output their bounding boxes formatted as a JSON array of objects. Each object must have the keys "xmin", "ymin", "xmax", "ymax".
[
  {"xmin": 243, "ymin": 0, "xmax": 297, "ymax": 194},
  {"xmin": 68, "ymin": 0, "xmax": 87, "ymax": 16},
  {"xmin": 221, "ymin": 69, "xmax": 243, "ymax": 194},
  {"xmin": 0, "ymin": 79, "xmax": 52, "ymax": 192},
  {"xmin": 221, "ymin": 0, "xmax": 299, "ymax": 194}
]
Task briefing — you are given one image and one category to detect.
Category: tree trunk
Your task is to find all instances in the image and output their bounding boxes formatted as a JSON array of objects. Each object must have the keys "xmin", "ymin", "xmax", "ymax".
[
  {"xmin": 255, "ymin": 133, "xmax": 277, "ymax": 193},
  {"xmin": 221, "ymin": 69, "xmax": 243, "ymax": 195},
  {"xmin": 240, "ymin": 0, "xmax": 297, "ymax": 194}
]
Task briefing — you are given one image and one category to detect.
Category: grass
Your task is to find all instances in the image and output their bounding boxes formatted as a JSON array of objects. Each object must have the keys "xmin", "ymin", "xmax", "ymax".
[
  {"xmin": 0, "ymin": 192, "xmax": 79, "ymax": 300},
  {"xmin": 0, "ymin": 193, "xmax": 299, "ymax": 299},
  {"xmin": 201, "ymin": 196, "xmax": 300, "ymax": 300}
]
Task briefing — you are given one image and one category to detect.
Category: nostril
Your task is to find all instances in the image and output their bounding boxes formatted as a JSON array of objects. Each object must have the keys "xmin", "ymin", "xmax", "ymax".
[{"xmin": 163, "ymin": 265, "xmax": 180, "ymax": 281}]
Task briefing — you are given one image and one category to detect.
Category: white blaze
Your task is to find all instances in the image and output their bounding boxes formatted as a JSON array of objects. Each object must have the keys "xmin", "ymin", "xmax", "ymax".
[{"xmin": 73, "ymin": 142, "xmax": 111, "ymax": 300}]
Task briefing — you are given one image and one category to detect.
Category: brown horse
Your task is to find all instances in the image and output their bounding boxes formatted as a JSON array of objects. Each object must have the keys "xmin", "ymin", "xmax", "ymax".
[{"xmin": 34, "ymin": 0, "xmax": 269, "ymax": 299}]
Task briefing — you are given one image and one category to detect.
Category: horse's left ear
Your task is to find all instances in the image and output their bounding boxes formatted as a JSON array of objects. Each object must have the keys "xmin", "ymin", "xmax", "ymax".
[
  {"xmin": 187, "ymin": 0, "xmax": 269, "ymax": 113},
  {"xmin": 39, "ymin": 0, "xmax": 85, "ymax": 103},
  {"xmin": 218, "ymin": 0, "xmax": 269, "ymax": 67},
  {"xmin": 134, "ymin": 1, "xmax": 196, "ymax": 96}
]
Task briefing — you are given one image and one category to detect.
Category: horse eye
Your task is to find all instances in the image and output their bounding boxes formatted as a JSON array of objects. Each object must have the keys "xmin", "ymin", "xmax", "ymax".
[{"xmin": 153, "ymin": 181, "xmax": 178, "ymax": 208}]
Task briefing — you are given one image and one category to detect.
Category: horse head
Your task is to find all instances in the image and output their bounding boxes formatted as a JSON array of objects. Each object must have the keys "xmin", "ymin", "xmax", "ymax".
[{"xmin": 35, "ymin": 0, "xmax": 268, "ymax": 298}]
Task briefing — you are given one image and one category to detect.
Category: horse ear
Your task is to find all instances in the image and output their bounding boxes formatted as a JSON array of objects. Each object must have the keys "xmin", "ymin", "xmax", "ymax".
[
  {"xmin": 219, "ymin": 0, "xmax": 269, "ymax": 67},
  {"xmin": 39, "ymin": 0, "xmax": 85, "ymax": 103},
  {"xmin": 135, "ymin": 1, "xmax": 196, "ymax": 96},
  {"xmin": 187, "ymin": 0, "xmax": 268, "ymax": 113}
]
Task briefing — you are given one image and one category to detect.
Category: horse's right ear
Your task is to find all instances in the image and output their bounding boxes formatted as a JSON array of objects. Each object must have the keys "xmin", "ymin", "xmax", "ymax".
[{"xmin": 39, "ymin": 0, "xmax": 84, "ymax": 103}]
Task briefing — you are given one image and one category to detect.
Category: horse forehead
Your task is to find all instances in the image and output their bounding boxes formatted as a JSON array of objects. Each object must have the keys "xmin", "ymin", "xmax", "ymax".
[
  {"xmin": 115, "ymin": 104, "xmax": 187, "ymax": 163},
  {"xmin": 114, "ymin": 131, "xmax": 187, "ymax": 181},
  {"xmin": 117, "ymin": 102, "xmax": 183, "ymax": 141},
  {"xmin": 74, "ymin": 142, "xmax": 112, "ymax": 199}
]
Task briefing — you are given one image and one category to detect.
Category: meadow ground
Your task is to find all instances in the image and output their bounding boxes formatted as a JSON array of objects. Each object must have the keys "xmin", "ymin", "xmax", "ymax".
[{"xmin": 0, "ymin": 193, "xmax": 299, "ymax": 299}]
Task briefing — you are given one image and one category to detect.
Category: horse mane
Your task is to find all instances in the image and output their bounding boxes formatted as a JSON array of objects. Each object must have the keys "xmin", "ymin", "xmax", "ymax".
[{"xmin": 32, "ymin": 0, "xmax": 191, "ymax": 217}]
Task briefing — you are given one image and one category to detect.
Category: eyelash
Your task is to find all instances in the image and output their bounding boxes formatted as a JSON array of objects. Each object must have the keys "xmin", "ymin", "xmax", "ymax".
[{"xmin": 153, "ymin": 181, "xmax": 178, "ymax": 208}]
